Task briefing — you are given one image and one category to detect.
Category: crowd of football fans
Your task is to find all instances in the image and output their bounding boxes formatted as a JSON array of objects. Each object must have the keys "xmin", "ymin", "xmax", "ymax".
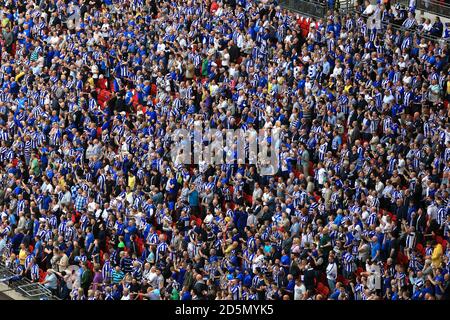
[{"xmin": 0, "ymin": 0, "xmax": 449, "ymax": 300}]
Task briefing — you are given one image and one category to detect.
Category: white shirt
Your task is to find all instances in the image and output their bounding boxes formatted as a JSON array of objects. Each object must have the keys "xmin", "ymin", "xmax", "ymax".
[
  {"xmin": 397, "ymin": 158, "xmax": 406, "ymax": 174},
  {"xmin": 363, "ymin": 4, "xmax": 375, "ymax": 16},
  {"xmin": 375, "ymin": 181, "xmax": 384, "ymax": 194},
  {"xmin": 60, "ymin": 191, "xmax": 72, "ymax": 205},
  {"xmin": 87, "ymin": 201, "xmax": 97, "ymax": 213},
  {"xmin": 294, "ymin": 283, "xmax": 306, "ymax": 300},
  {"xmin": 147, "ymin": 271, "xmax": 158, "ymax": 286},
  {"xmin": 293, "ymin": 66, "xmax": 301, "ymax": 78},
  {"xmin": 204, "ymin": 214, "xmax": 213, "ymax": 224},
  {"xmin": 41, "ymin": 182, "xmax": 53, "ymax": 194},
  {"xmin": 366, "ymin": 263, "xmax": 381, "ymax": 290},
  {"xmin": 156, "ymin": 42, "xmax": 165, "ymax": 53},
  {"xmin": 229, "ymin": 66, "xmax": 238, "ymax": 79},
  {"xmin": 222, "ymin": 52, "xmax": 230, "ymax": 67},
  {"xmin": 427, "ymin": 203, "xmax": 438, "ymax": 221},
  {"xmin": 236, "ymin": 34, "xmax": 244, "ymax": 48},
  {"xmin": 247, "ymin": 214, "xmax": 258, "ymax": 227},
  {"xmin": 253, "ymin": 188, "xmax": 263, "ymax": 202},
  {"xmin": 331, "ymin": 66, "xmax": 342, "ymax": 78},
  {"xmin": 317, "ymin": 168, "xmax": 327, "ymax": 185},
  {"xmin": 252, "ymin": 254, "xmax": 265, "ymax": 274},
  {"xmin": 326, "ymin": 262, "xmax": 338, "ymax": 280},
  {"xmin": 308, "ymin": 64, "xmax": 317, "ymax": 78}
]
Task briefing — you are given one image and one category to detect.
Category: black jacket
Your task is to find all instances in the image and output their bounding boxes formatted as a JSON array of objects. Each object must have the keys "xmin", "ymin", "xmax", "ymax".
[{"xmin": 303, "ymin": 267, "xmax": 317, "ymax": 292}]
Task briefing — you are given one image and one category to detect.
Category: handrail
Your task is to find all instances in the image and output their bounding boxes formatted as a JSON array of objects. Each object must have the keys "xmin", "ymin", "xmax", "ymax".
[
  {"xmin": 279, "ymin": 0, "xmax": 328, "ymax": 19},
  {"xmin": 418, "ymin": 0, "xmax": 450, "ymax": 10},
  {"xmin": 336, "ymin": 0, "xmax": 360, "ymax": 13},
  {"xmin": 279, "ymin": 0, "xmax": 359, "ymax": 19},
  {"xmin": 326, "ymin": 2, "xmax": 450, "ymax": 44},
  {"xmin": 0, "ymin": 261, "xmax": 59, "ymax": 300},
  {"xmin": 279, "ymin": 1, "xmax": 450, "ymax": 45},
  {"xmin": 416, "ymin": 0, "xmax": 450, "ymax": 19},
  {"xmin": 17, "ymin": 282, "xmax": 53, "ymax": 299},
  {"xmin": 379, "ymin": 19, "xmax": 450, "ymax": 44}
]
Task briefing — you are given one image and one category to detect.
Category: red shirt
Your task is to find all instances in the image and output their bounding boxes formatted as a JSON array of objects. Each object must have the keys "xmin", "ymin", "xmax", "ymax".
[{"xmin": 210, "ymin": 2, "xmax": 219, "ymax": 14}]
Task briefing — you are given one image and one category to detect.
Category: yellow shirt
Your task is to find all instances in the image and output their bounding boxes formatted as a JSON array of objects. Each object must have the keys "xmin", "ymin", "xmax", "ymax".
[
  {"xmin": 224, "ymin": 244, "xmax": 237, "ymax": 255},
  {"xmin": 431, "ymin": 243, "xmax": 443, "ymax": 268},
  {"xmin": 128, "ymin": 175, "xmax": 136, "ymax": 190},
  {"xmin": 87, "ymin": 77, "xmax": 95, "ymax": 87},
  {"xmin": 15, "ymin": 72, "xmax": 25, "ymax": 82},
  {"xmin": 59, "ymin": 177, "xmax": 66, "ymax": 188},
  {"xmin": 447, "ymin": 80, "xmax": 450, "ymax": 95},
  {"xmin": 268, "ymin": 82, "xmax": 273, "ymax": 94},
  {"xmin": 18, "ymin": 249, "xmax": 27, "ymax": 266},
  {"xmin": 1, "ymin": 18, "xmax": 10, "ymax": 28}
]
